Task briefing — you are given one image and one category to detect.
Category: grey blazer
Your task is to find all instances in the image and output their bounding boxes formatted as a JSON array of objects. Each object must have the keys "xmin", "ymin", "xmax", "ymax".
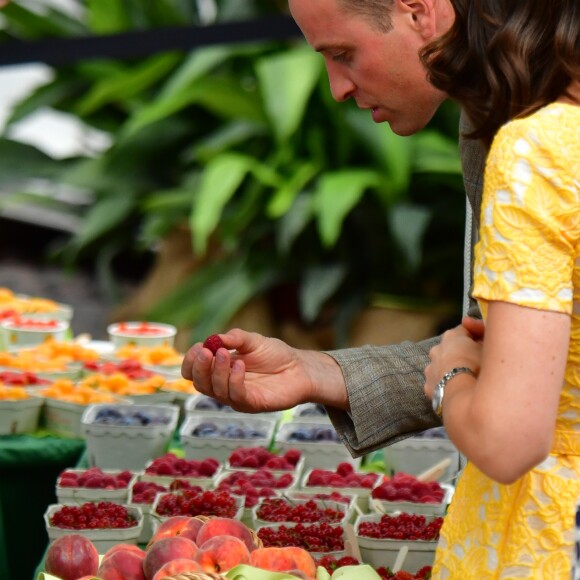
[{"xmin": 326, "ymin": 113, "xmax": 488, "ymax": 457}]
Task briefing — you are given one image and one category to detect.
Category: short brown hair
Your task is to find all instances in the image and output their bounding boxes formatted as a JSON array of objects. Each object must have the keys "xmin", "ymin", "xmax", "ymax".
[{"xmin": 337, "ymin": 0, "xmax": 394, "ymax": 33}]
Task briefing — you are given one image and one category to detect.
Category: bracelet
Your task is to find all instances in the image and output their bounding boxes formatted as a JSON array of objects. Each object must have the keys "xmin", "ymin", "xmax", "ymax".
[{"xmin": 432, "ymin": 366, "xmax": 475, "ymax": 418}]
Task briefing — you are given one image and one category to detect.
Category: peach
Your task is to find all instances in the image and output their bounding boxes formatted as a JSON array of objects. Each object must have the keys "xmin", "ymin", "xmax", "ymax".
[
  {"xmin": 76, "ymin": 577, "xmax": 103, "ymax": 580},
  {"xmin": 250, "ymin": 546, "xmax": 297, "ymax": 572},
  {"xmin": 283, "ymin": 546, "xmax": 317, "ymax": 577},
  {"xmin": 152, "ymin": 558, "xmax": 204, "ymax": 580},
  {"xmin": 102, "ymin": 544, "xmax": 146, "ymax": 562},
  {"xmin": 196, "ymin": 517, "xmax": 256, "ymax": 552},
  {"xmin": 142, "ymin": 536, "xmax": 199, "ymax": 580},
  {"xmin": 45, "ymin": 534, "xmax": 99, "ymax": 580},
  {"xmin": 148, "ymin": 515, "xmax": 203, "ymax": 546},
  {"xmin": 195, "ymin": 535, "xmax": 251, "ymax": 573},
  {"xmin": 97, "ymin": 549, "xmax": 146, "ymax": 580}
]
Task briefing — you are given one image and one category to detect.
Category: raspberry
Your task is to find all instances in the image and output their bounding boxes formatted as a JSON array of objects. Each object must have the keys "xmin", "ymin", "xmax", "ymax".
[{"xmin": 203, "ymin": 334, "xmax": 224, "ymax": 354}]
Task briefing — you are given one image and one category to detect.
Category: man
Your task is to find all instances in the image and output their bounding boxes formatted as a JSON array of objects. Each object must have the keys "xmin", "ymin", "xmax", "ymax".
[{"xmin": 181, "ymin": 0, "xmax": 486, "ymax": 458}]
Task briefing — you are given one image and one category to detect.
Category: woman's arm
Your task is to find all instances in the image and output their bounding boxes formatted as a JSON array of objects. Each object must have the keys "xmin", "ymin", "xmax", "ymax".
[{"xmin": 425, "ymin": 303, "xmax": 570, "ymax": 484}]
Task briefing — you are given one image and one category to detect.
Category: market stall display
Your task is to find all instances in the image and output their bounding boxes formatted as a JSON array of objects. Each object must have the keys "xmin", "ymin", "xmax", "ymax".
[{"xmin": 0, "ymin": 287, "xmax": 457, "ymax": 580}]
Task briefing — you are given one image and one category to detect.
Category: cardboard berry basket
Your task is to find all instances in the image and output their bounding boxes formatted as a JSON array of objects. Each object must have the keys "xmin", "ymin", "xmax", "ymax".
[
  {"xmin": 55, "ymin": 469, "xmax": 138, "ymax": 505},
  {"xmin": 0, "ymin": 318, "xmax": 69, "ymax": 348},
  {"xmin": 250, "ymin": 496, "xmax": 350, "ymax": 530},
  {"xmin": 140, "ymin": 459, "xmax": 222, "ymax": 490},
  {"xmin": 368, "ymin": 482, "xmax": 454, "ymax": 517},
  {"xmin": 224, "ymin": 454, "xmax": 305, "ymax": 480},
  {"xmin": 0, "ymin": 395, "xmax": 44, "ymax": 434},
  {"xmin": 354, "ymin": 512, "xmax": 441, "ymax": 573},
  {"xmin": 179, "ymin": 413, "xmax": 277, "ymax": 463},
  {"xmin": 382, "ymin": 435, "xmax": 461, "ymax": 484},
  {"xmin": 36, "ymin": 394, "xmax": 132, "ymax": 439},
  {"xmin": 280, "ymin": 489, "xmax": 358, "ymax": 524},
  {"xmin": 300, "ymin": 468, "xmax": 381, "ymax": 514},
  {"xmin": 255, "ymin": 521, "xmax": 349, "ymax": 562},
  {"xmin": 107, "ymin": 321, "xmax": 177, "ymax": 348},
  {"xmin": 44, "ymin": 503, "xmax": 143, "ymax": 554},
  {"xmin": 184, "ymin": 392, "xmax": 282, "ymax": 421},
  {"xmin": 151, "ymin": 489, "xmax": 245, "ymax": 524},
  {"xmin": 81, "ymin": 403, "xmax": 179, "ymax": 470},
  {"xmin": 274, "ymin": 421, "xmax": 362, "ymax": 472},
  {"xmin": 127, "ymin": 478, "xmax": 170, "ymax": 544},
  {"xmin": 291, "ymin": 402, "xmax": 332, "ymax": 423}
]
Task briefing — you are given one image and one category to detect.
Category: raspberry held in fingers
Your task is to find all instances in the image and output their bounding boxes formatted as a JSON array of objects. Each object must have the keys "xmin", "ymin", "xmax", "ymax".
[{"xmin": 203, "ymin": 334, "xmax": 225, "ymax": 355}]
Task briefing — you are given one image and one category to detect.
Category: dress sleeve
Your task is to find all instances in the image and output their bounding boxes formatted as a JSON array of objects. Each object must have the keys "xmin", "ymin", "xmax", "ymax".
[{"xmin": 472, "ymin": 120, "xmax": 578, "ymax": 314}]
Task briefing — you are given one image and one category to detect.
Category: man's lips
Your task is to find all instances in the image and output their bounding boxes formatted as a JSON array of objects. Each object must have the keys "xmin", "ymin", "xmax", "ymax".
[{"xmin": 371, "ymin": 107, "xmax": 382, "ymax": 123}]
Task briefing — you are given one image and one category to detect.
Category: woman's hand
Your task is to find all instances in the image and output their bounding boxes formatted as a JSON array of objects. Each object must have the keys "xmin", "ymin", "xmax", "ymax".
[
  {"xmin": 424, "ymin": 317, "xmax": 484, "ymax": 401},
  {"xmin": 181, "ymin": 328, "xmax": 348, "ymax": 413}
]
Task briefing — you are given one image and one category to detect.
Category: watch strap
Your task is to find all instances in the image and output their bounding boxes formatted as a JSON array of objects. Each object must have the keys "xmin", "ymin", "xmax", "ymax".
[{"xmin": 433, "ymin": 366, "xmax": 475, "ymax": 418}]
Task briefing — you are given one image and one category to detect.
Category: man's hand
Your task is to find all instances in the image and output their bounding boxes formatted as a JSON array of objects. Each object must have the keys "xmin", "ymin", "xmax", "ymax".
[{"xmin": 181, "ymin": 328, "xmax": 348, "ymax": 413}]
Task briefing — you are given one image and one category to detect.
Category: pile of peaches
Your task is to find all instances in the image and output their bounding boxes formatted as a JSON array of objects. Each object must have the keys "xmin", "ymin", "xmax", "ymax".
[{"xmin": 44, "ymin": 514, "xmax": 319, "ymax": 580}]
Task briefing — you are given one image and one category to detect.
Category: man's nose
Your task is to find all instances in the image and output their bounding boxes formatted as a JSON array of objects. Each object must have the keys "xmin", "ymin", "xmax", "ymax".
[{"xmin": 326, "ymin": 65, "xmax": 355, "ymax": 102}]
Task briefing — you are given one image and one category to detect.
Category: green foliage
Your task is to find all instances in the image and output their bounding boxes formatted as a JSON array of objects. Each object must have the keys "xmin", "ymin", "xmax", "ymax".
[{"xmin": 0, "ymin": 1, "xmax": 465, "ymax": 345}]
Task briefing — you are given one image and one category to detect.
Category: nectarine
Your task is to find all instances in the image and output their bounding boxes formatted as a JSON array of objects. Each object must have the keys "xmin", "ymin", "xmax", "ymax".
[
  {"xmin": 196, "ymin": 516, "xmax": 256, "ymax": 552},
  {"xmin": 148, "ymin": 515, "xmax": 204, "ymax": 547},
  {"xmin": 250, "ymin": 546, "xmax": 297, "ymax": 572},
  {"xmin": 151, "ymin": 558, "xmax": 203, "ymax": 580},
  {"xmin": 283, "ymin": 546, "xmax": 317, "ymax": 577},
  {"xmin": 142, "ymin": 536, "xmax": 199, "ymax": 580},
  {"xmin": 102, "ymin": 543, "xmax": 146, "ymax": 562},
  {"xmin": 97, "ymin": 549, "xmax": 146, "ymax": 580},
  {"xmin": 195, "ymin": 535, "xmax": 250, "ymax": 573},
  {"xmin": 45, "ymin": 534, "xmax": 99, "ymax": 580}
]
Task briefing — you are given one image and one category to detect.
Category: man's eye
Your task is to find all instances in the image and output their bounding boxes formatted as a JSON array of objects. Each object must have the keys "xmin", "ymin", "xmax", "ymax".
[{"xmin": 331, "ymin": 52, "xmax": 349, "ymax": 63}]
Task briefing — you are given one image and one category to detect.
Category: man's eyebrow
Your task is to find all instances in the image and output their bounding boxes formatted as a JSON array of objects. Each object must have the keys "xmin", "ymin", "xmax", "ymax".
[{"xmin": 313, "ymin": 43, "xmax": 350, "ymax": 53}]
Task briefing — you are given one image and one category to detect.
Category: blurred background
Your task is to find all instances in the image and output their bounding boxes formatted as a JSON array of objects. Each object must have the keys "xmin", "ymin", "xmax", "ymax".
[{"xmin": 0, "ymin": 0, "xmax": 466, "ymax": 351}]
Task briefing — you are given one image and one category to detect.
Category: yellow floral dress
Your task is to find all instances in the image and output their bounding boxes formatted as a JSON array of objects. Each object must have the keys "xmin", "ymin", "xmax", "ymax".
[{"xmin": 432, "ymin": 103, "xmax": 580, "ymax": 579}]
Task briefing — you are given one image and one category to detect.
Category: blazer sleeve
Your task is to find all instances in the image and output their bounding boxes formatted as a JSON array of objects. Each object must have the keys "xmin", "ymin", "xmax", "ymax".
[
  {"xmin": 323, "ymin": 338, "xmax": 442, "ymax": 457},
  {"xmin": 323, "ymin": 110, "xmax": 487, "ymax": 458}
]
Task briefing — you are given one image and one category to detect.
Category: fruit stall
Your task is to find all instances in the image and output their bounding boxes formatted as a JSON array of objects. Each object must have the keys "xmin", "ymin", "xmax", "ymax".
[{"xmin": 0, "ymin": 287, "xmax": 462, "ymax": 580}]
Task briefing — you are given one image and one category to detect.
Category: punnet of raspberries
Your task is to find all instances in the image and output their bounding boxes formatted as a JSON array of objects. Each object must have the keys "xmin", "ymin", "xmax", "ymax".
[
  {"xmin": 145, "ymin": 452, "xmax": 220, "ymax": 478},
  {"xmin": 130, "ymin": 481, "xmax": 168, "ymax": 504},
  {"xmin": 50, "ymin": 502, "xmax": 138, "ymax": 529},
  {"xmin": 203, "ymin": 334, "xmax": 224, "ymax": 354},
  {"xmin": 305, "ymin": 462, "xmax": 380, "ymax": 488},
  {"xmin": 154, "ymin": 489, "xmax": 238, "ymax": 518},
  {"xmin": 371, "ymin": 472, "xmax": 445, "ymax": 504},
  {"xmin": 228, "ymin": 446, "xmax": 302, "ymax": 470},
  {"xmin": 358, "ymin": 512, "xmax": 444, "ymax": 542},
  {"xmin": 58, "ymin": 467, "xmax": 133, "ymax": 489},
  {"xmin": 257, "ymin": 522, "xmax": 344, "ymax": 553}
]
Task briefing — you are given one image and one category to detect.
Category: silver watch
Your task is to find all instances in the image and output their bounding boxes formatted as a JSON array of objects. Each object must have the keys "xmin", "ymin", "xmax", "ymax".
[{"xmin": 432, "ymin": 367, "xmax": 475, "ymax": 418}]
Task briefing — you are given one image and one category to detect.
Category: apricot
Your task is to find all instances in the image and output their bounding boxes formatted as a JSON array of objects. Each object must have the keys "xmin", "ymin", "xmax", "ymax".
[
  {"xmin": 250, "ymin": 546, "xmax": 297, "ymax": 572},
  {"xmin": 152, "ymin": 558, "xmax": 203, "ymax": 580},
  {"xmin": 142, "ymin": 536, "xmax": 199, "ymax": 580},
  {"xmin": 196, "ymin": 516, "xmax": 256, "ymax": 552},
  {"xmin": 195, "ymin": 535, "xmax": 251, "ymax": 573},
  {"xmin": 97, "ymin": 549, "xmax": 146, "ymax": 580},
  {"xmin": 45, "ymin": 534, "xmax": 99, "ymax": 580}
]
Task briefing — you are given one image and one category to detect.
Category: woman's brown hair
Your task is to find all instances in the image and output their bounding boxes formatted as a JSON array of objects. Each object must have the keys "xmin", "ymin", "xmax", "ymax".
[{"xmin": 421, "ymin": 0, "xmax": 580, "ymax": 147}]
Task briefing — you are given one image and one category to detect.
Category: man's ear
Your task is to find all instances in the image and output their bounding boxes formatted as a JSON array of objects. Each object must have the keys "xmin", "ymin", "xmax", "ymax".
[{"xmin": 397, "ymin": 0, "xmax": 437, "ymax": 39}]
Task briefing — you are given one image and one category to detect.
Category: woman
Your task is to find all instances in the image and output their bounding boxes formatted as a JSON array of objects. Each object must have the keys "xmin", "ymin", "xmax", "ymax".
[{"xmin": 422, "ymin": 0, "xmax": 580, "ymax": 577}]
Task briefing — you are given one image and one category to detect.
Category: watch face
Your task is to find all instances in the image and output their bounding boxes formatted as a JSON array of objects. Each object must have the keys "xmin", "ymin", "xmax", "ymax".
[{"xmin": 432, "ymin": 384, "xmax": 442, "ymax": 414}]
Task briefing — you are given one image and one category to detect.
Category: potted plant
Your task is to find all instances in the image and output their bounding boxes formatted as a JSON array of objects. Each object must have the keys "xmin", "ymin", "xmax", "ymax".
[{"xmin": 0, "ymin": 1, "xmax": 465, "ymax": 349}]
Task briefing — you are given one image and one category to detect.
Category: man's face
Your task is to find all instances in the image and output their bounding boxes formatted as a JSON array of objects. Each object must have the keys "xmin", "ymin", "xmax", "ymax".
[{"xmin": 288, "ymin": 0, "xmax": 448, "ymax": 136}]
